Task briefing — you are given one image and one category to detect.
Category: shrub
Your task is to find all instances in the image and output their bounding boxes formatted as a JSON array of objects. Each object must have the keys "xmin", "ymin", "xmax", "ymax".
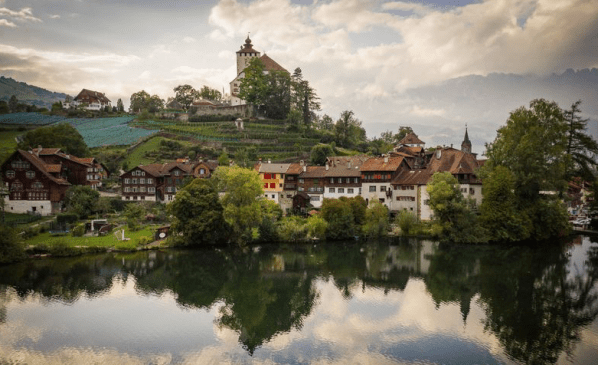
[
  {"xmin": 395, "ymin": 210, "xmax": 418, "ymax": 236},
  {"xmin": 0, "ymin": 226, "xmax": 26, "ymax": 264},
  {"xmin": 277, "ymin": 216, "xmax": 308, "ymax": 242},
  {"xmin": 362, "ymin": 200, "xmax": 390, "ymax": 238},
  {"xmin": 57, "ymin": 213, "xmax": 79, "ymax": 225},
  {"xmin": 306, "ymin": 215, "xmax": 327, "ymax": 240},
  {"xmin": 71, "ymin": 224, "xmax": 85, "ymax": 237}
]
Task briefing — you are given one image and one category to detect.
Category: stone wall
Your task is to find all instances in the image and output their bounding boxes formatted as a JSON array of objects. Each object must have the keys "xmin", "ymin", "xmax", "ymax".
[
  {"xmin": 192, "ymin": 104, "xmax": 254, "ymax": 118},
  {"xmin": 5, "ymin": 198, "xmax": 53, "ymax": 216}
]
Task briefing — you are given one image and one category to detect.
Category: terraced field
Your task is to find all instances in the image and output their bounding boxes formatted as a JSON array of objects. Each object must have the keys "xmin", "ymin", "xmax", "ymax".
[
  {"xmin": 0, "ymin": 112, "xmax": 64, "ymax": 126},
  {"xmin": 64, "ymin": 117, "xmax": 159, "ymax": 148},
  {"xmin": 134, "ymin": 119, "xmax": 319, "ymax": 161}
]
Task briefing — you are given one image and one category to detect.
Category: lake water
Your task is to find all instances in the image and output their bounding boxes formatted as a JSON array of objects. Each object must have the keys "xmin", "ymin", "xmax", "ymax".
[{"xmin": 1, "ymin": 236, "xmax": 597, "ymax": 365}]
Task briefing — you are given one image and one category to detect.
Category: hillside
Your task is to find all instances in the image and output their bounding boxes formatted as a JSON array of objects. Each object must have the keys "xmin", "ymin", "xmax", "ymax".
[{"xmin": 0, "ymin": 76, "xmax": 68, "ymax": 109}]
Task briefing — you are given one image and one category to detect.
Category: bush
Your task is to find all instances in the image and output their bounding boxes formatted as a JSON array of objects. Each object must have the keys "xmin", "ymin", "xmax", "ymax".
[
  {"xmin": 0, "ymin": 226, "xmax": 26, "ymax": 264},
  {"xmin": 306, "ymin": 215, "xmax": 327, "ymax": 240},
  {"xmin": 278, "ymin": 216, "xmax": 308, "ymax": 242},
  {"xmin": 136, "ymin": 236, "xmax": 152, "ymax": 245},
  {"xmin": 362, "ymin": 200, "xmax": 390, "ymax": 238},
  {"xmin": 395, "ymin": 210, "xmax": 418, "ymax": 236},
  {"xmin": 71, "ymin": 224, "xmax": 85, "ymax": 237},
  {"xmin": 57, "ymin": 213, "xmax": 79, "ymax": 225}
]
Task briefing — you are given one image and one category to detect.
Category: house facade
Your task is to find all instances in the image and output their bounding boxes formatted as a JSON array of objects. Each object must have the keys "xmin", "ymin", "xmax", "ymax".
[
  {"xmin": 71, "ymin": 89, "xmax": 111, "ymax": 111},
  {"xmin": 256, "ymin": 161, "xmax": 291, "ymax": 204},
  {"xmin": 1, "ymin": 150, "xmax": 71, "ymax": 215},
  {"xmin": 32, "ymin": 147, "xmax": 109, "ymax": 189}
]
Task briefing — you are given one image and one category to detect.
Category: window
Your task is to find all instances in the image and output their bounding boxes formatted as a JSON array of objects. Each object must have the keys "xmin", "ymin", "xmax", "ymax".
[
  {"xmin": 424, "ymin": 199, "xmax": 429, "ymax": 205},
  {"xmin": 348, "ymin": 188, "xmax": 354, "ymax": 194},
  {"xmin": 132, "ymin": 178, "xmax": 137, "ymax": 184},
  {"xmin": 125, "ymin": 178, "xmax": 131, "ymax": 184},
  {"xmin": 310, "ymin": 196, "xmax": 320, "ymax": 201},
  {"xmin": 317, "ymin": 187, "xmax": 324, "ymax": 192},
  {"xmin": 5, "ymin": 170, "xmax": 14, "ymax": 178},
  {"xmin": 264, "ymin": 173, "xmax": 271, "ymax": 179},
  {"xmin": 359, "ymin": 188, "xmax": 362, "ymax": 194},
  {"xmin": 26, "ymin": 171, "xmax": 35, "ymax": 179},
  {"xmin": 369, "ymin": 186, "xmax": 376, "ymax": 192},
  {"xmin": 470, "ymin": 188, "xmax": 475, "ymax": 195},
  {"xmin": 308, "ymin": 187, "xmax": 316, "ymax": 192},
  {"xmin": 10, "ymin": 181, "xmax": 23, "ymax": 191},
  {"xmin": 270, "ymin": 183, "xmax": 275, "ymax": 189},
  {"xmin": 140, "ymin": 178, "xmax": 145, "ymax": 184},
  {"xmin": 271, "ymin": 194, "xmax": 275, "ymax": 199},
  {"xmin": 141, "ymin": 171, "xmax": 145, "ymax": 176},
  {"xmin": 264, "ymin": 183, "xmax": 268, "ymax": 188},
  {"xmin": 387, "ymin": 174, "xmax": 391, "ymax": 180},
  {"xmin": 11, "ymin": 160, "xmax": 29, "ymax": 169},
  {"xmin": 298, "ymin": 187, "xmax": 304, "ymax": 192},
  {"xmin": 174, "ymin": 170, "xmax": 180, "ymax": 176},
  {"xmin": 354, "ymin": 178, "xmax": 359, "ymax": 183},
  {"xmin": 140, "ymin": 186, "xmax": 146, "ymax": 193},
  {"xmin": 32, "ymin": 182, "xmax": 43, "ymax": 189},
  {"xmin": 279, "ymin": 183, "xmax": 283, "ymax": 188},
  {"xmin": 338, "ymin": 188, "xmax": 345, "ymax": 193},
  {"xmin": 299, "ymin": 178, "xmax": 304, "ymax": 183},
  {"xmin": 380, "ymin": 186, "xmax": 386, "ymax": 192},
  {"xmin": 147, "ymin": 178, "xmax": 153, "ymax": 184},
  {"xmin": 329, "ymin": 188, "xmax": 335, "ymax": 193},
  {"xmin": 149, "ymin": 187, "xmax": 155, "ymax": 193},
  {"xmin": 200, "ymin": 168, "xmax": 205, "ymax": 175},
  {"xmin": 313, "ymin": 179, "xmax": 319, "ymax": 185},
  {"xmin": 124, "ymin": 187, "xmax": 130, "ymax": 193}
]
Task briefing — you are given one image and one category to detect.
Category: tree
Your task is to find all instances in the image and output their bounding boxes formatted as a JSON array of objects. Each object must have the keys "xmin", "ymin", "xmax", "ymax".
[
  {"xmin": 0, "ymin": 225, "xmax": 25, "ymax": 264},
  {"xmin": 427, "ymin": 172, "xmax": 486, "ymax": 243},
  {"xmin": 8, "ymin": 95, "xmax": 18, "ymax": 113},
  {"xmin": 394, "ymin": 126, "xmax": 414, "ymax": 145},
  {"xmin": 19, "ymin": 123, "xmax": 89, "ymax": 156},
  {"xmin": 310, "ymin": 144, "xmax": 334, "ymax": 166},
  {"xmin": 117, "ymin": 98, "xmax": 124, "ymax": 112},
  {"xmin": 321, "ymin": 198, "xmax": 355, "ymax": 240},
  {"xmin": 147, "ymin": 94, "xmax": 164, "ymax": 113},
  {"xmin": 362, "ymin": 200, "xmax": 389, "ymax": 238},
  {"xmin": 479, "ymin": 166, "xmax": 528, "ymax": 242},
  {"xmin": 334, "ymin": 110, "xmax": 367, "ymax": 150},
  {"xmin": 564, "ymin": 101, "xmax": 598, "ymax": 183},
  {"xmin": 238, "ymin": 58, "xmax": 268, "ymax": 106},
  {"xmin": 212, "ymin": 166, "xmax": 264, "ymax": 244},
  {"xmin": 290, "ymin": 68, "xmax": 321, "ymax": 127},
  {"xmin": 0, "ymin": 101, "xmax": 9, "ymax": 114},
  {"xmin": 129, "ymin": 90, "xmax": 150, "ymax": 113},
  {"xmin": 64, "ymin": 185, "xmax": 100, "ymax": 219},
  {"xmin": 198, "ymin": 86, "xmax": 222, "ymax": 101},
  {"xmin": 239, "ymin": 58, "xmax": 291, "ymax": 119},
  {"xmin": 174, "ymin": 84, "xmax": 198, "ymax": 110},
  {"xmin": 168, "ymin": 178, "xmax": 229, "ymax": 246},
  {"xmin": 317, "ymin": 114, "xmax": 334, "ymax": 131},
  {"xmin": 218, "ymin": 151, "xmax": 230, "ymax": 166}
]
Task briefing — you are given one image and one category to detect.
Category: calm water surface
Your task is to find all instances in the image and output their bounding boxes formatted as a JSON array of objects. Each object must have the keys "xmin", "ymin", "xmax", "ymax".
[{"xmin": 1, "ymin": 236, "xmax": 598, "ymax": 364}]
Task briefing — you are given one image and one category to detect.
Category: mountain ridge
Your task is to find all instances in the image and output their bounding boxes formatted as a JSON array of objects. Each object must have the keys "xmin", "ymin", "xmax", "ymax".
[{"xmin": 0, "ymin": 76, "xmax": 68, "ymax": 109}]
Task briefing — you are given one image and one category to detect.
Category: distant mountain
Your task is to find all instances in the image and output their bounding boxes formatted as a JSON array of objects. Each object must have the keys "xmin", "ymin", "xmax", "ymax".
[{"xmin": 0, "ymin": 76, "xmax": 68, "ymax": 109}]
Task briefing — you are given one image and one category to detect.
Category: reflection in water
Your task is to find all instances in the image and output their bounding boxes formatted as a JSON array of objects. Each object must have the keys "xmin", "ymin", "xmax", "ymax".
[{"xmin": 0, "ymin": 237, "xmax": 597, "ymax": 364}]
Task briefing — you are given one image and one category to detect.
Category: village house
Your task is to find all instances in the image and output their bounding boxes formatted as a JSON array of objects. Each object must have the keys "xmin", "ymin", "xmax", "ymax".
[
  {"xmin": 31, "ymin": 147, "xmax": 109, "ymax": 189},
  {"xmin": 70, "ymin": 89, "xmax": 111, "ymax": 111},
  {"xmin": 255, "ymin": 161, "xmax": 291, "ymax": 205},
  {"xmin": 322, "ymin": 156, "xmax": 368, "ymax": 201},
  {"xmin": 297, "ymin": 165, "xmax": 327, "ymax": 208},
  {"xmin": 361, "ymin": 155, "xmax": 410, "ymax": 210},
  {"xmin": 1, "ymin": 150, "xmax": 71, "ymax": 215}
]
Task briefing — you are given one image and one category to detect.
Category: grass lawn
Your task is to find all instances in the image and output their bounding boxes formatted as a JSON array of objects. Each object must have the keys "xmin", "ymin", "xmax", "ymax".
[
  {"xmin": 0, "ymin": 129, "xmax": 22, "ymax": 163},
  {"xmin": 26, "ymin": 225, "xmax": 158, "ymax": 250},
  {"xmin": 124, "ymin": 136, "xmax": 191, "ymax": 167}
]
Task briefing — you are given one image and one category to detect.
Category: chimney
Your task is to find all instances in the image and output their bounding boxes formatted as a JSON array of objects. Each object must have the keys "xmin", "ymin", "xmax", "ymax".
[
  {"xmin": 384, "ymin": 154, "xmax": 389, "ymax": 163},
  {"xmin": 258, "ymin": 158, "xmax": 262, "ymax": 166},
  {"xmin": 303, "ymin": 165, "xmax": 307, "ymax": 172},
  {"xmin": 300, "ymin": 160, "xmax": 304, "ymax": 167},
  {"xmin": 325, "ymin": 162, "xmax": 329, "ymax": 171},
  {"xmin": 268, "ymin": 159, "xmax": 271, "ymax": 164},
  {"xmin": 347, "ymin": 161, "xmax": 351, "ymax": 168}
]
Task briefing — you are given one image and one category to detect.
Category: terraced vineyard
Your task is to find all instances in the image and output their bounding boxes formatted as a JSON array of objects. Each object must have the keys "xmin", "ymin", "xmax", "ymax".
[{"xmin": 134, "ymin": 119, "xmax": 320, "ymax": 161}]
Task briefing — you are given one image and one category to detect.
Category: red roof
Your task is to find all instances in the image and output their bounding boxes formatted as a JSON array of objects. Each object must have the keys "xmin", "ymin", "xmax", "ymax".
[
  {"xmin": 74, "ymin": 89, "xmax": 111, "ymax": 104},
  {"xmin": 398, "ymin": 133, "xmax": 424, "ymax": 145},
  {"xmin": 260, "ymin": 54, "xmax": 287, "ymax": 73},
  {"xmin": 360, "ymin": 156, "xmax": 405, "ymax": 172}
]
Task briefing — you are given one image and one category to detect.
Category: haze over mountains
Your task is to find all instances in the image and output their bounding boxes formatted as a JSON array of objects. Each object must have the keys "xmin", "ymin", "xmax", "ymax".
[{"xmin": 0, "ymin": 76, "xmax": 67, "ymax": 109}]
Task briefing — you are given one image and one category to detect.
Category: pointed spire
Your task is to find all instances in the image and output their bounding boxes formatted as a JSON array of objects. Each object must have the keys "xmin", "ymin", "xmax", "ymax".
[
  {"xmin": 463, "ymin": 124, "xmax": 471, "ymax": 144},
  {"xmin": 461, "ymin": 125, "xmax": 472, "ymax": 153}
]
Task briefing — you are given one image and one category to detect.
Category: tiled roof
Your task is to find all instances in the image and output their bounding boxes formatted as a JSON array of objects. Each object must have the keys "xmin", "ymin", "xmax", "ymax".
[
  {"xmin": 125, "ymin": 162, "xmax": 197, "ymax": 178},
  {"xmin": 71, "ymin": 157, "xmax": 95, "ymax": 165},
  {"xmin": 46, "ymin": 164, "xmax": 62, "ymax": 173},
  {"xmin": 399, "ymin": 133, "xmax": 424, "ymax": 145},
  {"xmin": 260, "ymin": 54, "xmax": 287, "ymax": 73},
  {"xmin": 299, "ymin": 166, "xmax": 327, "ymax": 178},
  {"xmin": 360, "ymin": 156, "xmax": 405, "ymax": 172},
  {"xmin": 258, "ymin": 163, "xmax": 291, "ymax": 174},
  {"xmin": 393, "ymin": 146, "xmax": 424, "ymax": 156},
  {"xmin": 31, "ymin": 148, "xmax": 62, "ymax": 155},
  {"xmin": 427, "ymin": 148, "xmax": 480, "ymax": 175},
  {"xmin": 392, "ymin": 169, "xmax": 433, "ymax": 186},
  {"xmin": 286, "ymin": 162, "xmax": 304, "ymax": 175},
  {"xmin": 325, "ymin": 155, "xmax": 369, "ymax": 177}
]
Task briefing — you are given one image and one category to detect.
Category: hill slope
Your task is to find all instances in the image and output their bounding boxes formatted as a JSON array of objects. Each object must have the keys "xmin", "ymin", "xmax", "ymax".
[{"xmin": 0, "ymin": 76, "xmax": 68, "ymax": 109}]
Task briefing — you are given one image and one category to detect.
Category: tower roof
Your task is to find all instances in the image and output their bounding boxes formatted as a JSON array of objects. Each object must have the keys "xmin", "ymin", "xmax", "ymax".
[
  {"xmin": 463, "ymin": 127, "xmax": 471, "ymax": 145},
  {"xmin": 237, "ymin": 36, "xmax": 259, "ymax": 54}
]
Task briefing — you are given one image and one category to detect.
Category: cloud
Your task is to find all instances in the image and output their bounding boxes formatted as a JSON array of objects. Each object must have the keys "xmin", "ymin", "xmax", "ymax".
[
  {"xmin": 182, "ymin": 36, "xmax": 196, "ymax": 44},
  {"xmin": 0, "ymin": 18, "xmax": 16, "ymax": 27},
  {"xmin": 382, "ymin": 1, "xmax": 433, "ymax": 15},
  {"xmin": 312, "ymin": 0, "xmax": 399, "ymax": 32},
  {"xmin": 0, "ymin": 7, "xmax": 42, "ymax": 22},
  {"xmin": 409, "ymin": 105, "xmax": 446, "ymax": 117},
  {"xmin": 48, "ymin": 14, "xmax": 60, "ymax": 19}
]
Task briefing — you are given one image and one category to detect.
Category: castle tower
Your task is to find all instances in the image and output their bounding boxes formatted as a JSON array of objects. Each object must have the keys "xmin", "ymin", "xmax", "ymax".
[
  {"xmin": 236, "ymin": 35, "xmax": 261, "ymax": 75},
  {"xmin": 461, "ymin": 126, "xmax": 472, "ymax": 154}
]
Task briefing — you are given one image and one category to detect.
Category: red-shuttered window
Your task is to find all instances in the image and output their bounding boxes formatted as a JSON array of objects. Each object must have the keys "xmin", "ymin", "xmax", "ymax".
[
  {"xmin": 270, "ymin": 183, "xmax": 275, "ymax": 188},
  {"xmin": 264, "ymin": 183, "xmax": 268, "ymax": 188},
  {"xmin": 264, "ymin": 173, "xmax": 271, "ymax": 179}
]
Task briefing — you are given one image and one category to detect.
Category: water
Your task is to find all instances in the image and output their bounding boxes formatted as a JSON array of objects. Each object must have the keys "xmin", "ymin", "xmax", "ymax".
[{"xmin": 1, "ymin": 236, "xmax": 597, "ymax": 364}]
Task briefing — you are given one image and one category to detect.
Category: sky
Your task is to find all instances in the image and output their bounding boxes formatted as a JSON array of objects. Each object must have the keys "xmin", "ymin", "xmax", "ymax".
[{"xmin": 1, "ymin": 0, "xmax": 597, "ymax": 153}]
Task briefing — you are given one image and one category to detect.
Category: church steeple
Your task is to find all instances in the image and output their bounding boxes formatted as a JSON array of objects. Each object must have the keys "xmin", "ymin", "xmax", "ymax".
[{"xmin": 461, "ymin": 125, "xmax": 472, "ymax": 154}]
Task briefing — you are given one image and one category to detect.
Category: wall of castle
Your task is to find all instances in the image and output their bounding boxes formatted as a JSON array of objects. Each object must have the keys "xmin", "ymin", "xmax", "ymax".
[
  {"xmin": 192, "ymin": 104, "xmax": 253, "ymax": 117},
  {"xmin": 5, "ymin": 198, "xmax": 53, "ymax": 216}
]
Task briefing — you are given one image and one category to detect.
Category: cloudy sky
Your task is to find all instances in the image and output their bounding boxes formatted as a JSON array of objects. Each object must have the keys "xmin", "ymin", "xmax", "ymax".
[{"xmin": 1, "ymin": 0, "xmax": 597, "ymax": 153}]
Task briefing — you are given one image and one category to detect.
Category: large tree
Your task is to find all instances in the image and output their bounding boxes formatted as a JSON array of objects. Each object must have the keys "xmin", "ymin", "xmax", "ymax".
[
  {"xmin": 129, "ymin": 90, "xmax": 151, "ymax": 113},
  {"xmin": 19, "ymin": 123, "xmax": 88, "ymax": 156},
  {"xmin": 564, "ymin": 100, "xmax": 598, "ymax": 183},
  {"xmin": 212, "ymin": 166, "xmax": 264, "ymax": 244},
  {"xmin": 64, "ymin": 185, "xmax": 100, "ymax": 219},
  {"xmin": 168, "ymin": 179, "xmax": 229, "ymax": 246},
  {"xmin": 238, "ymin": 58, "xmax": 291, "ymax": 119},
  {"xmin": 334, "ymin": 110, "xmax": 367, "ymax": 150},
  {"xmin": 198, "ymin": 86, "xmax": 222, "ymax": 101},
  {"xmin": 116, "ymin": 98, "xmax": 124, "ymax": 112},
  {"xmin": 174, "ymin": 84, "xmax": 198, "ymax": 110},
  {"xmin": 290, "ymin": 68, "xmax": 321, "ymax": 127}
]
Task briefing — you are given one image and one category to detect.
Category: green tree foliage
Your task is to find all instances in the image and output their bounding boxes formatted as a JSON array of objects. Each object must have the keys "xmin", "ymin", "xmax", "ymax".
[
  {"xmin": 362, "ymin": 200, "xmax": 390, "ymax": 238},
  {"xmin": 321, "ymin": 198, "xmax": 355, "ymax": 240},
  {"xmin": 238, "ymin": 58, "xmax": 291, "ymax": 119},
  {"xmin": 334, "ymin": 110, "xmax": 367, "ymax": 150},
  {"xmin": 8, "ymin": 95, "xmax": 18, "ymax": 113},
  {"xmin": 64, "ymin": 185, "xmax": 100, "ymax": 219},
  {"xmin": 427, "ymin": 172, "xmax": 486, "ymax": 243},
  {"xmin": 117, "ymin": 98, "xmax": 124, "ymax": 112},
  {"xmin": 218, "ymin": 151, "xmax": 230, "ymax": 166},
  {"xmin": 395, "ymin": 210, "xmax": 418, "ymax": 235},
  {"xmin": 479, "ymin": 166, "xmax": 528, "ymax": 242},
  {"xmin": 485, "ymin": 99, "xmax": 569, "ymax": 203},
  {"xmin": 564, "ymin": 101, "xmax": 598, "ymax": 183},
  {"xmin": 393, "ymin": 126, "xmax": 414, "ymax": 144},
  {"xmin": 198, "ymin": 85, "xmax": 222, "ymax": 101},
  {"xmin": 129, "ymin": 90, "xmax": 150, "ymax": 113},
  {"xmin": 168, "ymin": 179, "xmax": 229, "ymax": 246},
  {"xmin": 0, "ymin": 100, "xmax": 9, "ymax": 114},
  {"xmin": 306, "ymin": 214, "xmax": 327, "ymax": 240},
  {"xmin": 257, "ymin": 199, "xmax": 283, "ymax": 242},
  {"xmin": 309, "ymin": 144, "xmax": 334, "ymax": 166},
  {"xmin": 174, "ymin": 84, "xmax": 198, "ymax": 110},
  {"xmin": 290, "ymin": 68, "xmax": 321, "ymax": 128},
  {"xmin": 20, "ymin": 123, "xmax": 89, "ymax": 157},
  {"xmin": 343, "ymin": 196, "xmax": 367, "ymax": 226},
  {"xmin": 147, "ymin": 94, "xmax": 165, "ymax": 113},
  {"xmin": 212, "ymin": 166, "xmax": 264, "ymax": 244},
  {"xmin": 277, "ymin": 216, "xmax": 309, "ymax": 242},
  {"xmin": 0, "ymin": 225, "xmax": 25, "ymax": 264}
]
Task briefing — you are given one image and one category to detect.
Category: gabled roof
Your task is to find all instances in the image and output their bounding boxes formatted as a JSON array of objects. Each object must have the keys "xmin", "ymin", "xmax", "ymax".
[
  {"xmin": 74, "ymin": 89, "xmax": 111, "ymax": 104},
  {"xmin": 392, "ymin": 169, "xmax": 433, "ymax": 186},
  {"xmin": 398, "ymin": 133, "xmax": 424, "ymax": 145},
  {"xmin": 360, "ymin": 156, "xmax": 405, "ymax": 172},
  {"xmin": 258, "ymin": 163, "xmax": 291, "ymax": 174},
  {"xmin": 260, "ymin": 54, "xmax": 287, "ymax": 73},
  {"xmin": 286, "ymin": 162, "xmax": 304, "ymax": 175},
  {"xmin": 8, "ymin": 150, "xmax": 70, "ymax": 185},
  {"xmin": 197, "ymin": 160, "xmax": 219, "ymax": 171},
  {"xmin": 124, "ymin": 162, "xmax": 196, "ymax": 178},
  {"xmin": 427, "ymin": 148, "xmax": 480, "ymax": 175},
  {"xmin": 325, "ymin": 155, "xmax": 369, "ymax": 177},
  {"xmin": 393, "ymin": 146, "xmax": 424, "ymax": 156},
  {"xmin": 31, "ymin": 147, "xmax": 62, "ymax": 156}
]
